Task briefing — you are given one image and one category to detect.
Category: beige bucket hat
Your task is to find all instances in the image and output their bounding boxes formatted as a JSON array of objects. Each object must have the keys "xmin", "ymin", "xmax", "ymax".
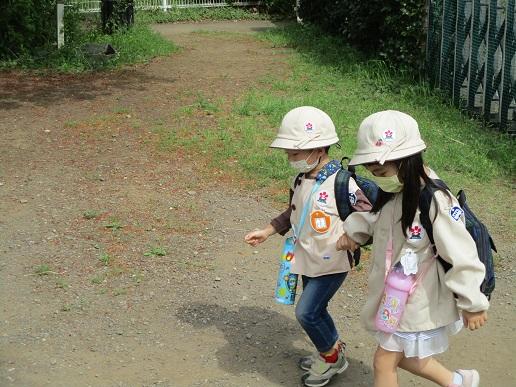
[
  {"xmin": 349, "ymin": 110, "xmax": 426, "ymax": 166},
  {"xmin": 270, "ymin": 106, "xmax": 340, "ymax": 150}
]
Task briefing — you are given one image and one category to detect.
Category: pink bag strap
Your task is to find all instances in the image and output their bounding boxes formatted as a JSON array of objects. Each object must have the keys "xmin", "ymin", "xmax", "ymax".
[
  {"xmin": 384, "ymin": 228, "xmax": 394, "ymax": 282},
  {"xmin": 408, "ymin": 252, "xmax": 438, "ymax": 295}
]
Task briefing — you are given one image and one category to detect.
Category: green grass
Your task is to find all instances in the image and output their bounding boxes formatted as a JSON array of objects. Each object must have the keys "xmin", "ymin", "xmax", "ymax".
[
  {"xmin": 137, "ymin": 7, "xmax": 268, "ymax": 24},
  {"xmin": 159, "ymin": 24, "xmax": 513, "ymax": 196},
  {"xmin": 83, "ymin": 210, "xmax": 99, "ymax": 220},
  {"xmin": 144, "ymin": 246, "xmax": 167, "ymax": 257},
  {"xmin": 99, "ymin": 252, "xmax": 111, "ymax": 266},
  {"xmin": 34, "ymin": 264, "xmax": 52, "ymax": 276},
  {"xmin": 1, "ymin": 23, "xmax": 176, "ymax": 72},
  {"xmin": 105, "ymin": 217, "xmax": 123, "ymax": 231}
]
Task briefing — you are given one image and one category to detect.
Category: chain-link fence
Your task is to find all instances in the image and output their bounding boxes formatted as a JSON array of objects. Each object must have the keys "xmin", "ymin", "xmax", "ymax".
[{"xmin": 426, "ymin": 0, "xmax": 515, "ymax": 133}]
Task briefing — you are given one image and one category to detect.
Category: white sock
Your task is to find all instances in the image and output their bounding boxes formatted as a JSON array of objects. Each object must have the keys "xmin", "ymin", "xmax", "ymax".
[{"xmin": 452, "ymin": 371, "xmax": 463, "ymax": 385}]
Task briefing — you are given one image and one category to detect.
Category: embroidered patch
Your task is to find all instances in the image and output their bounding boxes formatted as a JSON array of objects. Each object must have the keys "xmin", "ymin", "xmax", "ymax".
[
  {"xmin": 310, "ymin": 210, "xmax": 331, "ymax": 233},
  {"xmin": 409, "ymin": 225, "xmax": 423, "ymax": 240},
  {"xmin": 450, "ymin": 206, "xmax": 463, "ymax": 221},
  {"xmin": 305, "ymin": 122, "xmax": 314, "ymax": 133},
  {"xmin": 317, "ymin": 190, "xmax": 329, "ymax": 205},
  {"xmin": 383, "ymin": 129, "xmax": 395, "ymax": 142},
  {"xmin": 375, "ymin": 138, "xmax": 384, "ymax": 147},
  {"xmin": 349, "ymin": 192, "xmax": 357, "ymax": 206}
]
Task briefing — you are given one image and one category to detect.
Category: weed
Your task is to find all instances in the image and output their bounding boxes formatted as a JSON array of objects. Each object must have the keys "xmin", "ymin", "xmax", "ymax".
[
  {"xmin": 61, "ymin": 304, "xmax": 71, "ymax": 312},
  {"xmin": 195, "ymin": 93, "xmax": 220, "ymax": 113},
  {"xmin": 144, "ymin": 246, "xmax": 167, "ymax": 257},
  {"xmin": 99, "ymin": 252, "xmax": 111, "ymax": 266},
  {"xmin": 91, "ymin": 274, "xmax": 106, "ymax": 284},
  {"xmin": 55, "ymin": 278, "xmax": 69, "ymax": 289},
  {"xmin": 83, "ymin": 210, "xmax": 99, "ymax": 219},
  {"xmin": 34, "ymin": 264, "xmax": 52, "ymax": 276},
  {"xmin": 105, "ymin": 218, "xmax": 123, "ymax": 231}
]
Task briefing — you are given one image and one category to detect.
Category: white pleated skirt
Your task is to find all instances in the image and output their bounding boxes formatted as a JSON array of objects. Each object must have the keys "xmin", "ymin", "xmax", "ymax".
[{"xmin": 375, "ymin": 319, "xmax": 463, "ymax": 359}]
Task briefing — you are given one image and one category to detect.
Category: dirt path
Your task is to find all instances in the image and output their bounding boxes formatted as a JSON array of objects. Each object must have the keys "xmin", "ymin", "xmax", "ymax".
[{"xmin": 0, "ymin": 21, "xmax": 514, "ymax": 387}]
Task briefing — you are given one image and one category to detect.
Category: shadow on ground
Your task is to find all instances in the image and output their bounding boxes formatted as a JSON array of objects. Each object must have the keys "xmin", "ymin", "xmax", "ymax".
[
  {"xmin": 176, "ymin": 302, "xmax": 373, "ymax": 386},
  {"xmin": 0, "ymin": 69, "xmax": 176, "ymax": 110}
]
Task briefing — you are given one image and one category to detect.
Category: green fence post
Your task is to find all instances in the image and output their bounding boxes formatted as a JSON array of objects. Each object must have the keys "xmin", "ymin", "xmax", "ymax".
[
  {"xmin": 440, "ymin": 0, "xmax": 458, "ymax": 95},
  {"xmin": 500, "ymin": 0, "xmax": 515, "ymax": 132},
  {"xmin": 453, "ymin": 0, "xmax": 469, "ymax": 105},
  {"xmin": 467, "ymin": 0, "xmax": 483, "ymax": 113},
  {"xmin": 483, "ymin": 0, "xmax": 498, "ymax": 122}
]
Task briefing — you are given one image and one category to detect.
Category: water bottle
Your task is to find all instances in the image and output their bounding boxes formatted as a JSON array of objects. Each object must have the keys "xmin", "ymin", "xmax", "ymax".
[
  {"xmin": 274, "ymin": 237, "xmax": 298, "ymax": 305},
  {"xmin": 375, "ymin": 264, "xmax": 415, "ymax": 333}
]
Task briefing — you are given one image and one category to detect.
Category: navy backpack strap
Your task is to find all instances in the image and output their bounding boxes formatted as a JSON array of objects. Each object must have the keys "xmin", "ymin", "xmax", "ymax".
[
  {"xmin": 419, "ymin": 184, "xmax": 435, "ymax": 245},
  {"xmin": 335, "ymin": 168, "xmax": 352, "ymax": 221}
]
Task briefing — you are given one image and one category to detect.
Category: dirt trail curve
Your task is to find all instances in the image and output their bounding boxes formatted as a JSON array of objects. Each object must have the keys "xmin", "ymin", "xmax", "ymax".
[{"xmin": 0, "ymin": 21, "xmax": 514, "ymax": 387}]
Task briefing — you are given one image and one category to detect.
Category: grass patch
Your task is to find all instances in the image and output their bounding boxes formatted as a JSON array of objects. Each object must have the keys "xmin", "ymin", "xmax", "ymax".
[
  {"xmin": 1, "ymin": 22, "xmax": 176, "ymax": 72},
  {"xmin": 105, "ymin": 217, "xmax": 123, "ymax": 231},
  {"xmin": 99, "ymin": 252, "xmax": 111, "ymax": 266},
  {"xmin": 83, "ymin": 210, "xmax": 99, "ymax": 219},
  {"xmin": 157, "ymin": 24, "xmax": 513, "ymax": 198},
  {"xmin": 144, "ymin": 246, "xmax": 167, "ymax": 257},
  {"xmin": 137, "ymin": 7, "xmax": 267, "ymax": 24},
  {"xmin": 34, "ymin": 264, "xmax": 52, "ymax": 276}
]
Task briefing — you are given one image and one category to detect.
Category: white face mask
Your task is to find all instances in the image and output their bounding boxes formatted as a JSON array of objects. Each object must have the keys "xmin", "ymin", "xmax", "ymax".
[{"xmin": 289, "ymin": 150, "xmax": 319, "ymax": 173}]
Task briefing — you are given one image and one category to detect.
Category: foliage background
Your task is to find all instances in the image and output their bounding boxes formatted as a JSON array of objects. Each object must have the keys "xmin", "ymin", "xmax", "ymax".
[{"xmin": 299, "ymin": 0, "xmax": 428, "ymax": 71}]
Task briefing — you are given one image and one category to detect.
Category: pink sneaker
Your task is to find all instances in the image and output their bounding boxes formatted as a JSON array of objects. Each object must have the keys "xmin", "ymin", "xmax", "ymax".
[{"xmin": 448, "ymin": 369, "xmax": 480, "ymax": 387}]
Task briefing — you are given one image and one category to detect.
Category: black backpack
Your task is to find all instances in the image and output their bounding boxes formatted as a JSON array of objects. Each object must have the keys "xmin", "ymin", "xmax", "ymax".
[
  {"xmin": 419, "ymin": 179, "xmax": 496, "ymax": 300},
  {"xmin": 334, "ymin": 159, "xmax": 379, "ymax": 267}
]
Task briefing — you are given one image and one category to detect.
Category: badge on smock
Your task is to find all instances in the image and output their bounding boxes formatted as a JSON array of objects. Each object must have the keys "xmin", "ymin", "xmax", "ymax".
[{"xmin": 310, "ymin": 210, "xmax": 331, "ymax": 233}]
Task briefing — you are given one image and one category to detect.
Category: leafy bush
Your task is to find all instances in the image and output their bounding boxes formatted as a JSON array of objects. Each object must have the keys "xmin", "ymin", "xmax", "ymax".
[
  {"xmin": 260, "ymin": 0, "xmax": 296, "ymax": 16},
  {"xmin": 0, "ymin": 0, "xmax": 86, "ymax": 61},
  {"xmin": 299, "ymin": 0, "xmax": 427, "ymax": 71}
]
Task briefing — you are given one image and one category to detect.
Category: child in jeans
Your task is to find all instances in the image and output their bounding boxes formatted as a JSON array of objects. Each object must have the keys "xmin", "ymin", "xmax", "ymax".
[
  {"xmin": 244, "ymin": 106, "xmax": 372, "ymax": 387},
  {"xmin": 336, "ymin": 110, "xmax": 489, "ymax": 387}
]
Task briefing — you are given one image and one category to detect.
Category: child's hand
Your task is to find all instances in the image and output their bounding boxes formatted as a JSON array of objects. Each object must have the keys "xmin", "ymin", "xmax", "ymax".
[
  {"xmin": 336, "ymin": 233, "xmax": 359, "ymax": 252},
  {"xmin": 462, "ymin": 310, "xmax": 488, "ymax": 330},
  {"xmin": 244, "ymin": 225, "xmax": 275, "ymax": 247}
]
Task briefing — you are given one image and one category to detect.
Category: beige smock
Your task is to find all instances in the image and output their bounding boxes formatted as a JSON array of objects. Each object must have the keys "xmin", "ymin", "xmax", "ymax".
[
  {"xmin": 343, "ymin": 173, "xmax": 489, "ymax": 332},
  {"xmin": 288, "ymin": 173, "xmax": 368, "ymax": 277}
]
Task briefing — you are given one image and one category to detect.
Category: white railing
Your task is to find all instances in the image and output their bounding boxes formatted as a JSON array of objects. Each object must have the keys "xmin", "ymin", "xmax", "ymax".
[{"xmin": 69, "ymin": 0, "xmax": 260, "ymax": 13}]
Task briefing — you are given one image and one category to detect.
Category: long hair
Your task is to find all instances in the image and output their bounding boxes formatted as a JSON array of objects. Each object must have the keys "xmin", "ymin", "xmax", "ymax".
[{"xmin": 371, "ymin": 153, "xmax": 450, "ymax": 236}]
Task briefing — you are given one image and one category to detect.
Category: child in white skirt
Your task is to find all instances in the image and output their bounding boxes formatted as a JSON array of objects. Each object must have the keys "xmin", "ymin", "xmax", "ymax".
[{"xmin": 336, "ymin": 111, "xmax": 489, "ymax": 387}]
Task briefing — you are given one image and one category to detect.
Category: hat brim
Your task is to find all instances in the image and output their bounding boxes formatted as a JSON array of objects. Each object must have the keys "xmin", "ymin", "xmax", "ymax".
[
  {"xmin": 270, "ymin": 138, "xmax": 339, "ymax": 150},
  {"xmin": 349, "ymin": 144, "xmax": 427, "ymax": 166}
]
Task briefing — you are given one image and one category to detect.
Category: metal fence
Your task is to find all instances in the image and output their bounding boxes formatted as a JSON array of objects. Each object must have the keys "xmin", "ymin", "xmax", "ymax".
[
  {"xmin": 70, "ymin": 0, "xmax": 260, "ymax": 13},
  {"xmin": 426, "ymin": 0, "xmax": 515, "ymax": 133}
]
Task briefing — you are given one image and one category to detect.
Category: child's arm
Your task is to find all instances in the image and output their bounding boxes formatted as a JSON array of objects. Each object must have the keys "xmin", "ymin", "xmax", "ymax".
[
  {"xmin": 430, "ymin": 191, "xmax": 489, "ymax": 325},
  {"xmin": 244, "ymin": 224, "xmax": 278, "ymax": 247}
]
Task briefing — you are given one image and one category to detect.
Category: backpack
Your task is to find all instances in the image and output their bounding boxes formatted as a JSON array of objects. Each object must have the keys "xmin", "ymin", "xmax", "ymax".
[
  {"xmin": 419, "ymin": 179, "xmax": 497, "ymax": 300},
  {"xmin": 334, "ymin": 158, "xmax": 379, "ymax": 267}
]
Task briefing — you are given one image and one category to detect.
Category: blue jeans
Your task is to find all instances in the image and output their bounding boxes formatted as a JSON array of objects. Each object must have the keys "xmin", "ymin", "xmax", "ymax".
[{"xmin": 295, "ymin": 272, "xmax": 348, "ymax": 353}]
